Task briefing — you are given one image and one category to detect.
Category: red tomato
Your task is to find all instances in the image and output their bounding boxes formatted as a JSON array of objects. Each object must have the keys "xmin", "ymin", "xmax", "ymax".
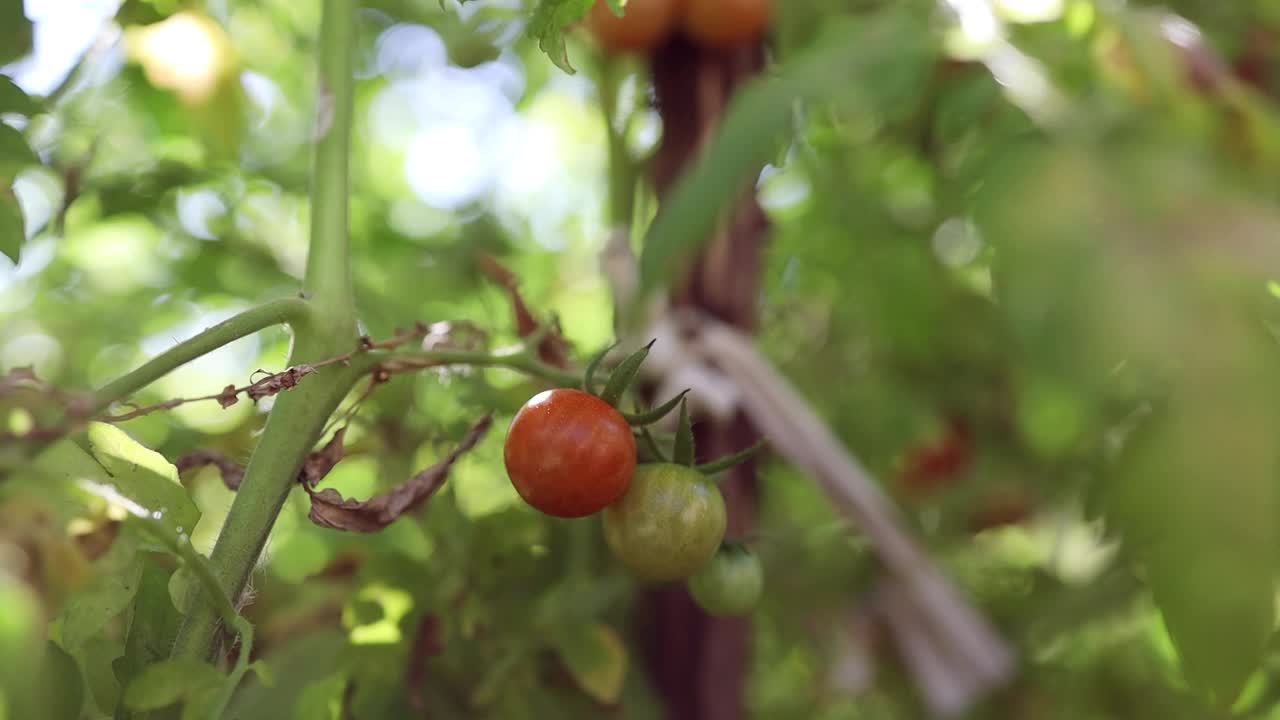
[
  {"xmin": 504, "ymin": 388, "xmax": 637, "ymax": 518},
  {"xmin": 897, "ymin": 417, "xmax": 972, "ymax": 501},
  {"xmin": 970, "ymin": 488, "xmax": 1033, "ymax": 532},
  {"xmin": 681, "ymin": 0, "xmax": 770, "ymax": 49},
  {"xmin": 585, "ymin": 0, "xmax": 683, "ymax": 53}
]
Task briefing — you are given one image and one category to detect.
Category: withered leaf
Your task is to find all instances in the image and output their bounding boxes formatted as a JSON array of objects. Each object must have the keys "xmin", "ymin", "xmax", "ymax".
[
  {"xmin": 307, "ymin": 415, "xmax": 492, "ymax": 532},
  {"xmin": 245, "ymin": 365, "xmax": 314, "ymax": 403},
  {"xmin": 175, "ymin": 449, "xmax": 245, "ymax": 490},
  {"xmin": 215, "ymin": 385, "xmax": 239, "ymax": 409},
  {"xmin": 0, "ymin": 365, "xmax": 38, "ymax": 391},
  {"xmin": 405, "ymin": 614, "xmax": 443, "ymax": 714},
  {"xmin": 298, "ymin": 428, "xmax": 347, "ymax": 489},
  {"xmin": 477, "ymin": 253, "xmax": 571, "ymax": 368}
]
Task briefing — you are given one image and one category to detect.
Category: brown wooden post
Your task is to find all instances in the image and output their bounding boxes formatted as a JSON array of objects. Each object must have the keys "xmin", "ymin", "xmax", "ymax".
[{"xmin": 640, "ymin": 33, "xmax": 768, "ymax": 720}]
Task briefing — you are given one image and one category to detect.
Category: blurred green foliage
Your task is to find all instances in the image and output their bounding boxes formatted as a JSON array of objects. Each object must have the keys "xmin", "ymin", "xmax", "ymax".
[{"xmin": 4, "ymin": 0, "xmax": 1280, "ymax": 717}]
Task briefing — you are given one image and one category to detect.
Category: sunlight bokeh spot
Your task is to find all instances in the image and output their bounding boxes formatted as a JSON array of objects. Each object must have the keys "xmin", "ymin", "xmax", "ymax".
[{"xmin": 994, "ymin": 0, "xmax": 1064, "ymax": 23}]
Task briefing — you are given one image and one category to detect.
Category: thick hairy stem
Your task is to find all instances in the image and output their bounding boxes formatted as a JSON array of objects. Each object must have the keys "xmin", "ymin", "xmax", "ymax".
[
  {"xmin": 90, "ymin": 297, "xmax": 311, "ymax": 415},
  {"xmin": 303, "ymin": 0, "xmax": 359, "ymax": 341},
  {"xmin": 168, "ymin": 369, "xmax": 359, "ymax": 662},
  {"xmin": 169, "ymin": 0, "xmax": 361, "ymax": 663}
]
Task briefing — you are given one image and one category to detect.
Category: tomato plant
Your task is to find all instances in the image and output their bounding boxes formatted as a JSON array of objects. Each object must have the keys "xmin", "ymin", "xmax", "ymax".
[
  {"xmin": 585, "ymin": 0, "xmax": 684, "ymax": 53},
  {"xmin": 681, "ymin": 0, "xmax": 771, "ymax": 49},
  {"xmin": 504, "ymin": 388, "xmax": 637, "ymax": 518},
  {"xmin": 602, "ymin": 462, "xmax": 727, "ymax": 581},
  {"xmin": 688, "ymin": 542, "xmax": 763, "ymax": 616}
]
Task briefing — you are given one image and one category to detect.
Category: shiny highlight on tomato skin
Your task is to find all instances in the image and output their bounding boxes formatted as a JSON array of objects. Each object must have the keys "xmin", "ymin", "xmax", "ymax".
[{"xmin": 503, "ymin": 388, "xmax": 637, "ymax": 518}]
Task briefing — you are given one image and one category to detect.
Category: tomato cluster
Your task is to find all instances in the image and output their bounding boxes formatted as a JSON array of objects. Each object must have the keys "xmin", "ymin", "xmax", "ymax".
[
  {"xmin": 584, "ymin": 0, "xmax": 771, "ymax": 54},
  {"xmin": 502, "ymin": 341, "xmax": 765, "ymax": 613}
]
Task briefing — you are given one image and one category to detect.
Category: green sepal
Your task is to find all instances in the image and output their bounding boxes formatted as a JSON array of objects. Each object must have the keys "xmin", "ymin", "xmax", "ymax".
[
  {"xmin": 673, "ymin": 397, "xmax": 695, "ymax": 466},
  {"xmin": 623, "ymin": 388, "xmax": 690, "ymax": 426},
  {"xmin": 598, "ymin": 339, "xmax": 655, "ymax": 407},
  {"xmin": 635, "ymin": 424, "xmax": 669, "ymax": 463},
  {"xmin": 583, "ymin": 341, "xmax": 619, "ymax": 395},
  {"xmin": 695, "ymin": 439, "xmax": 766, "ymax": 477}
]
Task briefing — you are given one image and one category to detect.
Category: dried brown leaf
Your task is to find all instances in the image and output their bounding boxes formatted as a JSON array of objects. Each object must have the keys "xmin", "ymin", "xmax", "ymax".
[
  {"xmin": 477, "ymin": 253, "xmax": 571, "ymax": 368},
  {"xmin": 406, "ymin": 614, "xmax": 444, "ymax": 714},
  {"xmin": 299, "ymin": 428, "xmax": 347, "ymax": 489},
  {"xmin": 246, "ymin": 365, "xmax": 314, "ymax": 402},
  {"xmin": 216, "ymin": 385, "xmax": 239, "ymax": 409},
  {"xmin": 176, "ymin": 449, "xmax": 246, "ymax": 490},
  {"xmin": 0, "ymin": 366, "xmax": 38, "ymax": 391},
  {"xmin": 307, "ymin": 415, "xmax": 492, "ymax": 532}
]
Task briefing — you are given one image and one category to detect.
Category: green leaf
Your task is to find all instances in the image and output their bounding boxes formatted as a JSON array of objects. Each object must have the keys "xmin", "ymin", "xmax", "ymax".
[
  {"xmin": 0, "ymin": 1, "xmax": 32, "ymax": 66},
  {"xmin": 0, "ymin": 187, "xmax": 24, "ymax": 264},
  {"xmin": 57, "ymin": 539, "xmax": 144, "ymax": 653},
  {"xmin": 124, "ymin": 658, "xmax": 224, "ymax": 711},
  {"xmin": 85, "ymin": 422, "xmax": 201, "ymax": 534},
  {"xmin": 604, "ymin": 0, "xmax": 624, "ymax": 16},
  {"xmin": 1109, "ymin": 385, "xmax": 1280, "ymax": 705},
  {"xmin": 181, "ymin": 684, "xmax": 226, "ymax": 720},
  {"xmin": 980, "ymin": 140, "xmax": 1280, "ymax": 706},
  {"xmin": 32, "ymin": 438, "xmax": 111, "ymax": 484},
  {"xmin": 75, "ymin": 636, "xmax": 124, "ymax": 714},
  {"xmin": 223, "ymin": 629, "xmax": 348, "ymax": 720},
  {"xmin": 0, "ymin": 122, "xmax": 36, "ymax": 180},
  {"xmin": 291, "ymin": 672, "xmax": 345, "ymax": 720},
  {"xmin": 550, "ymin": 622, "xmax": 627, "ymax": 704},
  {"xmin": 0, "ymin": 75, "xmax": 38, "ymax": 116},
  {"xmin": 9, "ymin": 641, "xmax": 85, "ymax": 720},
  {"xmin": 634, "ymin": 9, "xmax": 935, "ymax": 304},
  {"xmin": 0, "ymin": 577, "xmax": 44, "ymax": 704},
  {"xmin": 526, "ymin": 0, "xmax": 594, "ymax": 74},
  {"xmin": 114, "ymin": 563, "xmax": 180, "ymax": 709}
]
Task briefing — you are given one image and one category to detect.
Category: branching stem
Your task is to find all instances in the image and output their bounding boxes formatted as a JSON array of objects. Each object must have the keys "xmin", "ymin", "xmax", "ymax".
[
  {"xmin": 168, "ymin": 0, "xmax": 361, "ymax": 665},
  {"xmin": 90, "ymin": 297, "xmax": 311, "ymax": 415}
]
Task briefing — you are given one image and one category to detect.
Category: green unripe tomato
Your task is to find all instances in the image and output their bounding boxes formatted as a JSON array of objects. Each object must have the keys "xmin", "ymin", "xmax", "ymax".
[
  {"xmin": 602, "ymin": 463, "xmax": 727, "ymax": 582},
  {"xmin": 0, "ymin": 579, "xmax": 44, "ymax": 711},
  {"xmin": 688, "ymin": 543, "xmax": 763, "ymax": 616}
]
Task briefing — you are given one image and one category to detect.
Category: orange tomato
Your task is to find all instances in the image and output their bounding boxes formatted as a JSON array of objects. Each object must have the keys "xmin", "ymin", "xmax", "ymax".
[
  {"xmin": 681, "ymin": 0, "xmax": 770, "ymax": 49},
  {"xmin": 585, "ymin": 0, "xmax": 684, "ymax": 53}
]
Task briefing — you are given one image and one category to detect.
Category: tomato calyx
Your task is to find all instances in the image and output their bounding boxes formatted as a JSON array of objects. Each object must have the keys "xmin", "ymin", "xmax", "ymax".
[
  {"xmin": 630, "ymin": 395, "xmax": 765, "ymax": 476},
  {"xmin": 693, "ymin": 439, "xmax": 765, "ymax": 475},
  {"xmin": 673, "ymin": 396, "xmax": 695, "ymax": 465},
  {"xmin": 623, "ymin": 388, "xmax": 690, "ymax": 426},
  {"xmin": 581, "ymin": 339, "xmax": 687, "ymax": 428},
  {"xmin": 598, "ymin": 338, "xmax": 655, "ymax": 406}
]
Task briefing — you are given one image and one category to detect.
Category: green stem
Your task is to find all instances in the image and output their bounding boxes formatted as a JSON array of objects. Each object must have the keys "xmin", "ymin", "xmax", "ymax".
[
  {"xmin": 303, "ymin": 0, "xmax": 359, "ymax": 340},
  {"xmin": 366, "ymin": 348, "xmax": 582, "ymax": 388},
  {"xmin": 169, "ymin": 0, "xmax": 361, "ymax": 664},
  {"xmin": 169, "ymin": 372, "xmax": 357, "ymax": 663},
  {"xmin": 90, "ymin": 297, "xmax": 310, "ymax": 415},
  {"xmin": 139, "ymin": 519, "xmax": 255, "ymax": 720},
  {"xmin": 598, "ymin": 57, "xmax": 635, "ymax": 228}
]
